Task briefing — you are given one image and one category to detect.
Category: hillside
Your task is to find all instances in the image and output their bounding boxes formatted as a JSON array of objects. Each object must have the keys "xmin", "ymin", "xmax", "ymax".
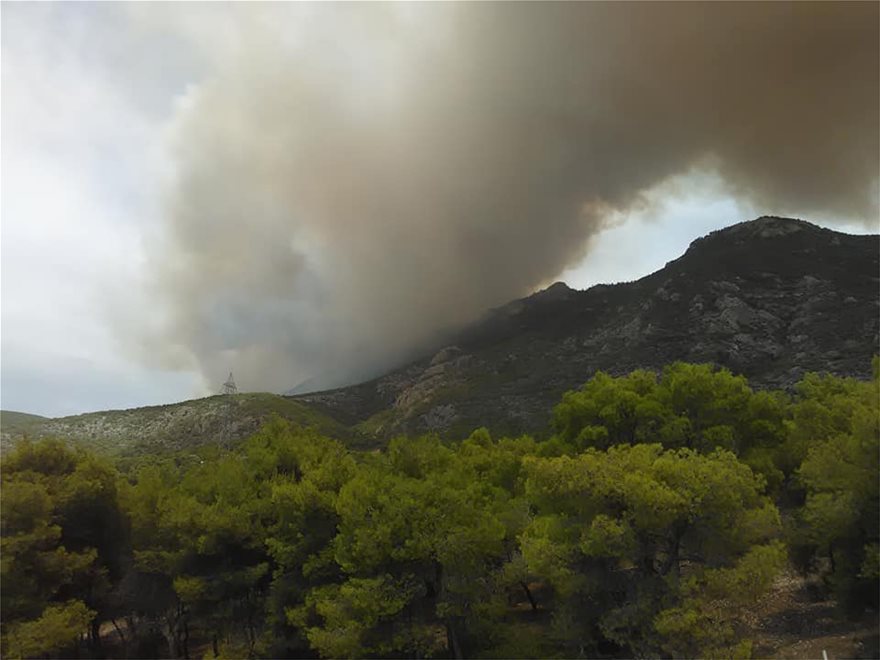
[
  {"xmin": 293, "ymin": 216, "xmax": 879, "ymax": 438},
  {"xmin": 0, "ymin": 410, "xmax": 48, "ymax": 435},
  {"xmin": 0, "ymin": 393, "xmax": 357, "ymax": 455}
]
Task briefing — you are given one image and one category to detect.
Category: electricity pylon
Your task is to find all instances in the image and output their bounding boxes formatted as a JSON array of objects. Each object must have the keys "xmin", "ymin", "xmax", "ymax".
[{"xmin": 221, "ymin": 372, "xmax": 238, "ymax": 395}]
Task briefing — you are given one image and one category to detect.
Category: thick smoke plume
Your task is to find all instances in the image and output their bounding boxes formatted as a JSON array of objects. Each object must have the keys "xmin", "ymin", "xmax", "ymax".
[{"xmin": 150, "ymin": 3, "xmax": 878, "ymax": 393}]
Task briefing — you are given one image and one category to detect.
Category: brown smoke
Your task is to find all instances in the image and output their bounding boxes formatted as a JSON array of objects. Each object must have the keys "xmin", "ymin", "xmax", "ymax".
[{"xmin": 149, "ymin": 2, "xmax": 879, "ymax": 392}]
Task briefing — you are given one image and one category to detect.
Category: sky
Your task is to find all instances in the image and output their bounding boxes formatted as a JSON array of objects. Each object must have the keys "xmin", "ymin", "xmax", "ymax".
[{"xmin": 1, "ymin": 3, "xmax": 877, "ymax": 418}]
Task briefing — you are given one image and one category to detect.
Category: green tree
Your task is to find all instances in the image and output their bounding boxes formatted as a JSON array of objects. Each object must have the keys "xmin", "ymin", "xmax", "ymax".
[
  {"xmin": 1, "ymin": 439, "xmax": 126, "ymax": 657},
  {"xmin": 4, "ymin": 600, "xmax": 95, "ymax": 660},
  {"xmin": 252, "ymin": 420, "xmax": 356, "ymax": 657},
  {"xmin": 124, "ymin": 450, "xmax": 269, "ymax": 657},
  {"xmin": 789, "ymin": 372, "xmax": 879, "ymax": 615},
  {"xmin": 552, "ymin": 363, "xmax": 789, "ymax": 489},
  {"xmin": 521, "ymin": 444, "xmax": 782, "ymax": 657},
  {"xmin": 294, "ymin": 435, "xmax": 517, "ymax": 658}
]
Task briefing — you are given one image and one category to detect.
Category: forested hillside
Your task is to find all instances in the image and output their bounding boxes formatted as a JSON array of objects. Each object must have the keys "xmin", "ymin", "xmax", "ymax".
[{"xmin": 2, "ymin": 362, "xmax": 877, "ymax": 659}]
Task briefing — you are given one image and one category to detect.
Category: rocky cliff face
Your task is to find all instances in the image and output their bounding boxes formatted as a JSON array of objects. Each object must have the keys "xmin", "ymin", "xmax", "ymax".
[{"xmin": 294, "ymin": 217, "xmax": 879, "ymax": 438}]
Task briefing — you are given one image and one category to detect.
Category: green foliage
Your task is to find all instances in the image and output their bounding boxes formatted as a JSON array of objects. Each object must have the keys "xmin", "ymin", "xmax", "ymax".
[
  {"xmin": 653, "ymin": 541, "xmax": 787, "ymax": 658},
  {"xmin": 2, "ymin": 363, "xmax": 875, "ymax": 658},
  {"xmin": 293, "ymin": 576, "xmax": 424, "ymax": 658},
  {"xmin": 521, "ymin": 444, "xmax": 781, "ymax": 656},
  {"xmin": 2, "ymin": 393, "xmax": 359, "ymax": 457},
  {"xmin": 314, "ymin": 435, "xmax": 514, "ymax": 657},
  {"xmin": 552, "ymin": 363, "xmax": 789, "ymax": 489},
  {"xmin": 789, "ymin": 372, "xmax": 879, "ymax": 615},
  {"xmin": 1, "ymin": 439, "xmax": 125, "ymax": 657},
  {"xmin": 5, "ymin": 600, "xmax": 95, "ymax": 660}
]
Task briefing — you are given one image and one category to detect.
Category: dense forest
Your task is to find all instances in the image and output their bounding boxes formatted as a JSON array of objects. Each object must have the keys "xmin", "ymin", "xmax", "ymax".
[{"xmin": 2, "ymin": 362, "xmax": 877, "ymax": 659}]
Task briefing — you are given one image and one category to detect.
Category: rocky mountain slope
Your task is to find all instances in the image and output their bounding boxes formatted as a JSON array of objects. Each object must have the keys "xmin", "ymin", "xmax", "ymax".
[{"xmin": 293, "ymin": 216, "xmax": 879, "ymax": 438}]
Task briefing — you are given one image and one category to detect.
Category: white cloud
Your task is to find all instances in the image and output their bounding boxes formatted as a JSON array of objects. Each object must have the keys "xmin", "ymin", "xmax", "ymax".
[
  {"xmin": 1, "ymin": 3, "xmax": 205, "ymax": 415},
  {"xmin": 557, "ymin": 173, "xmax": 754, "ymax": 289}
]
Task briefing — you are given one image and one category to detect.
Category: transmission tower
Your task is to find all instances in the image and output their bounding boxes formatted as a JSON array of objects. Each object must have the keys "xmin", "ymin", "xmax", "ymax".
[{"xmin": 221, "ymin": 372, "xmax": 238, "ymax": 395}]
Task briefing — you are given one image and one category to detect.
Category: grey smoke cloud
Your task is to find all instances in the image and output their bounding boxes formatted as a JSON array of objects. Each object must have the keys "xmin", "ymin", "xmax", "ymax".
[{"xmin": 149, "ymin": 2, "xmax": 879, "ymax": 393}]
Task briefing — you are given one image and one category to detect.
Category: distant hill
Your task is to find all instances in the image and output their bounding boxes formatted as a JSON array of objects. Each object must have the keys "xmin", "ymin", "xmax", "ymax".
[
  {"xmin": 0, "ymin": 393, "xmax": 359, "ymax": 455},
  {"xmin": 292, "ymin": 216, "xmax": 879, "ymax": 438},
  {"xmin": 0, "ymin": 410, "xmax": 48, "ymax": 435}
]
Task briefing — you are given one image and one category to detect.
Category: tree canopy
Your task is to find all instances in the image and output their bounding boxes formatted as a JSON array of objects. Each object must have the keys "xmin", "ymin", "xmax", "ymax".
[{"xmin": 1, "ymin": 362, "xmax": 876, "ymax": 658}]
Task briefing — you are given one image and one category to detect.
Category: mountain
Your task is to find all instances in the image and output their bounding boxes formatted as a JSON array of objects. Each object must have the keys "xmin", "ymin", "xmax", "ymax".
[
  {"xmin": 291, "ymin": 216, "xmax": 879, "ymax": 438},
  {"xmin": 3, "ymin": 216, "xmax": 876, "ymax": 453}
]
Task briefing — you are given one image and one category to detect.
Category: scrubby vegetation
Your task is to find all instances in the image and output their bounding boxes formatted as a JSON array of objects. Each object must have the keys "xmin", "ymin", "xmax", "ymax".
[
  {"xmin": 1, "ymin": 393, "xmax": 356, "ymax": 457},
  {"xmin": 1, "ymin": 362, "xmax": 877, "ymax": 658}
]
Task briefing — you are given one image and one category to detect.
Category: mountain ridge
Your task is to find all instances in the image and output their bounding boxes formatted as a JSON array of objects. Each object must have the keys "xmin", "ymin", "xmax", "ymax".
[
  {"xmin": 291, "ymin": 216, "xmax": 879, "ymax": 437},
  {"xmin": 3, "ymin": 216, "xmax": 877, "ymax": 450}
]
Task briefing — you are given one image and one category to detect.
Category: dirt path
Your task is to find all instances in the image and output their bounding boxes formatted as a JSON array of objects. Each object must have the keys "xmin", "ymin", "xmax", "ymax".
[{"xmin": 747, "ymin": 570, "xmax": 878, "ymax": 659}]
